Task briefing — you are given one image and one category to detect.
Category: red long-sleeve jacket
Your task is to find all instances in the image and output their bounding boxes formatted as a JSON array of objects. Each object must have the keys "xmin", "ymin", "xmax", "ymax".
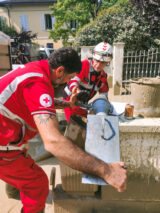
[
  {"xmin": 63, "ymin": 59, "xmax": 109, "ymax": 101},
  {"xmin": 63, "ymin": 59, "xmax": 109, "ymax": 122}
]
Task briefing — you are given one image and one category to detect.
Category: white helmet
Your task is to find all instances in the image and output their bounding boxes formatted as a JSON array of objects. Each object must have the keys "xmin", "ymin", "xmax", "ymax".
[{"xmin": 93, "ymin": 42, "xmax": 113, "ymax": 62}]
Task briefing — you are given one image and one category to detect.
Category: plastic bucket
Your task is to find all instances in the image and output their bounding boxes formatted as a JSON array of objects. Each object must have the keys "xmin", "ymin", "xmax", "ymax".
[{"xmin": 130, "ymin": 77, "xmax": 160, "ymax": 117}]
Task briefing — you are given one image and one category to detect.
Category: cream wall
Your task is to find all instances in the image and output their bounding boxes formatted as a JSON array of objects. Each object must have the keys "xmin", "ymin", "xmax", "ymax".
[
  {"xmin": 0, "ymin": 4, "xmax": 62, "ymax": 49},
  {"xmin": 0, "ymin": 7, "xmax": 10, "ymax": 25}
]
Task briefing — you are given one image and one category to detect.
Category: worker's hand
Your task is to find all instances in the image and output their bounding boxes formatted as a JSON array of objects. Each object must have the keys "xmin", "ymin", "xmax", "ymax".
[
  {"xmin": 70, "ymin": 86, "xmax": 78, "ymax": 108},
  {"xmin": 77, "ymin": 90, "xmax": 90, "ymax": 103},
  {"xmin": 104, "ymin": 162, "xmax": 127, "ymax": 192}
]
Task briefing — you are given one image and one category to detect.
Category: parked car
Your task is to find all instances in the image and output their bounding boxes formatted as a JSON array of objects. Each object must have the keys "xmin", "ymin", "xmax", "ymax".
[{"xmin": 38, "ymin": 47, "xmax": 54, "ymax": 59}]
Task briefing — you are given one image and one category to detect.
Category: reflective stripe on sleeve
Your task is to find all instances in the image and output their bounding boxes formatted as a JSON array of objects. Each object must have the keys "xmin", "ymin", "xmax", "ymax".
[
  {"xmin": 0, "ymin": 73, "xmax": 43, "ymax": 104},
  {"xmin": 71, "ymin": 76, "xmax": 81, "ymax": 82},
  {"xmin": 0, "ymin": 72, "xmax": 43, "ymax": 132},
  {"xmin": 31, "ymin": 111, "xmax": 56, "ymax": 115},
  {"xmin": 64, "ymin": 86, "xmax": 72, "ymax": 96},
  {"xmin": 69, "ymin": 82, "xmax": 79, "ymax": 89}
]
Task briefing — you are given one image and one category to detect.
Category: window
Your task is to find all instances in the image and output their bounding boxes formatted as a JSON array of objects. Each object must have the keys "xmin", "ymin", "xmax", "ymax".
[
  {"xmin": 70, "ymin": 20, "xmax": 77, "ymax": 30},
  {"xmin": 41, "ymin": 14, "xmax": 55, "ymax": 30},
  {"xmin": 45, "ymin": 14, "xmax": 52, "ymax": 30},
  {"xmin": 67, "ymin": 20, "xmax": 78, "ymax": 30},
  {"xmin": 20, "ymin": 14, "xmax": 29, "ymax": 31},
  {"xmin": 46, "ymin": 43, "xmax": 53, "ymax": 48}
]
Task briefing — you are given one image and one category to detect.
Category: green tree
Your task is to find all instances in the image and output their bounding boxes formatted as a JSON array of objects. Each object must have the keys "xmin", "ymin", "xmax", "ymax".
[
  {"xmin": 49, "ymin": 0, "xmax": 118, "ymax": 46},
  {"xmin": 129, "ymin": 0, "xmax": 160, "ymax": 35},
  {"xmin": 16, "ymin": 31, "xmax": 37, "ymax": 44},
  {"xmin": 74, "ymin": 0, "xmax": 159, "ymax": 51},
  {"xmin": 0, "ymin": 17, "xmax": 17, "ymax": 37}
]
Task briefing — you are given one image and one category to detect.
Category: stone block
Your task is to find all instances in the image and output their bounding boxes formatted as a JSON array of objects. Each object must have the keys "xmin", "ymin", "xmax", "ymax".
[
  {"xmin": 53, "ymin": 184, "xmax": 149, "ymax": 213},
  {"xmin": 28, "ymin": 134, "xmax": 52, "ymax": 162},
  {"xmin": 60, "ymin": 115, "xmax": 98, "ymax": 195},
  {"xmin": 145, "ymin": 202, "xmax": 160, "ymax": 213},
  {"xmin": 119, "ymin": 118, "xmax": 160, "ymax": 177},
  {"xmin": 102, "ymin": 173, "xmax": 160, "ymax": 201},
  {"xmin": 103, "ymin": 117, "xmax": 160, "ymax": 202},
  {"xmin": 60, "ymin": 162, "xmax": 98, "ymax": 196}
]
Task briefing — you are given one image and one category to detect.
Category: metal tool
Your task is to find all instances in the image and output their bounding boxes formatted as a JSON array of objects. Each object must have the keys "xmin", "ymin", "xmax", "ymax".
[{"xmin": 76, "ymin": 95, "xmax": 113, "ymax": 115}]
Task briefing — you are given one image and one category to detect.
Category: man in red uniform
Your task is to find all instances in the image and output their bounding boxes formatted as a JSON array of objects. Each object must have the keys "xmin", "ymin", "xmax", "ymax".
[
  {"xmin": 63, "ymin": 42, "xmax": 113, "ymax": 122},
  {"xmin": 0, "ymin": 47, "xmax": 127, "ymax": 213}
]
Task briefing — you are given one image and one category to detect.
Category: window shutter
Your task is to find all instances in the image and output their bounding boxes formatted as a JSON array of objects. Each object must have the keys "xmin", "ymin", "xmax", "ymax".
[
  {"xmin": 0, "ymin": 16, "xmax": 6, "ymax": 28},
  {"xmin": 41, "ymin": 13, "xmax": 45, "ymax": 30},
  {"xmin": 20, "ymin": 14, "xmax": 28, "ymax": 31},
  {"xmin": 51, "ymin": 16, "xmax": 55, "ymax": 29}
]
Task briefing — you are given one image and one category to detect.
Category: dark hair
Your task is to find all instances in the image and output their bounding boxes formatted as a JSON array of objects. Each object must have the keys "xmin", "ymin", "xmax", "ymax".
[{"xmin": 48, "ymin": 47, "xmax": 82, "ymax": 74}]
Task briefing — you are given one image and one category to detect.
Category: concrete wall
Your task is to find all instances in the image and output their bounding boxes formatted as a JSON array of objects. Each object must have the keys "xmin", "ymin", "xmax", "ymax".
[
  {"xmin": 54, "ymin": 117, "xmax": 160, "ymax": 213},
  {"xmin": 101, "ymin": 117, "xmax": 160, "ymax": 205},
  {"xmin": 112, "ymin": 42, "xmax": 125, "ymax": 95}
]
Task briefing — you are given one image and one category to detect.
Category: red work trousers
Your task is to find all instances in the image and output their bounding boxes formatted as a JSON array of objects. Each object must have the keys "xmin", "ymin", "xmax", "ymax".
[{"xmin": 0, "ymin": 150, "xmax": 49, "ymax": 213}]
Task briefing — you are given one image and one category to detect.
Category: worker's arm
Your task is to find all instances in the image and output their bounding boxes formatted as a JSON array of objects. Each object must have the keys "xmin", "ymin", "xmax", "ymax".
[
  {"xmin": 54, "ymin": 99, "xmax": 72, "ymax": 109},
  {"xmin": 33, "ymin": 113, "xmax": 127, "ymax": 192},
  {"xmin": 54, "ymin": 87, "xmax": 78, "ymax": 109}
]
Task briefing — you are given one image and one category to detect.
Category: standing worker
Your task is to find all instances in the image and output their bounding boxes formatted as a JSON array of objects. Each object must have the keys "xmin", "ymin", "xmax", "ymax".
[
  {"xmin": 63, "ymin": 42, "xmax": 112, "ymax": 122},
  {"xmin": 0, "ymin": 47, "xmax": 127, "ymax": 213}
]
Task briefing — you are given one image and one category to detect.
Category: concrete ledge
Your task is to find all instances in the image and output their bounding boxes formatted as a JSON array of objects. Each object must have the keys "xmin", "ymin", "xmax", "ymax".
[
  {"xmin": 54, "ymin": 184, "xmax": 160, "ymax": 213},
  {"xmin": 119, "ymin": 117, "xmax": 160, "ymax": 133},
  {"xmin": 119, "ymin": 117, "xmax": 160, "ymax": 178},
  {"xmin": 102, "ymin": 174, "xmax": 160, "ymax": 201}
]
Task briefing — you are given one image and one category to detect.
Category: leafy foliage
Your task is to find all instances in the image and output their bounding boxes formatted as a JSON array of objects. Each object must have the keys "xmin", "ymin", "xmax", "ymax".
[
  {"xmin": 0, "ymin": 18, "xmax": 37, "ymax": 43},
  {"xmin": 74, "ymin": 0, "xmax": 159, "ymax": 51},
  {"xmin": 49, "ymin": 0, "xmax": 118, "ymax": 46},
  {"xmin": 0, "ymin": 17, "xmax": 17, "ymax": 37},
  {"xmin": 129, "ymin": 0, "xmax": 160, "ymax": 35},
  {"xmin": 15, "ymin": 31, "xmax": 37, "ymax": 44}
]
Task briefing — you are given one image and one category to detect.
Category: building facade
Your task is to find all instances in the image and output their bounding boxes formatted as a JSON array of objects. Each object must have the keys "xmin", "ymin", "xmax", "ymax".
[{"xmin": 0, "ymin": 0, "xmax": 62, "ymax": 49}]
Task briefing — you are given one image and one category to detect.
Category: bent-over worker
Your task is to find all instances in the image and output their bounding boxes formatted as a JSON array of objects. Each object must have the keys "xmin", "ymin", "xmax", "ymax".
[{"xmin": 0, "ymin": 47, "xmax": 127, "ymax": 213}]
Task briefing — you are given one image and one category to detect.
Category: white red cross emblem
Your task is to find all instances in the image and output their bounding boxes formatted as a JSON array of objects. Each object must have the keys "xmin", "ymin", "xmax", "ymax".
[
  {"xmin": 40, "ymin": 94, "xmax": 52, "ymax": 107},
  {"xmin": 103, "ymin": 43, "xmax": 107, "ymax": 51}
]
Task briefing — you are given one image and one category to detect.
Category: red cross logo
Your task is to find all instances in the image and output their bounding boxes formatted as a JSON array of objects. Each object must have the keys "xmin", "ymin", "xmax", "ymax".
[
  {"xmin": 40, "ymin": 94, "xmax": 52, "ymax": 107},
  {"xmin": 43, "ymin": 97, "xmax": 50, "ymax": 104}
]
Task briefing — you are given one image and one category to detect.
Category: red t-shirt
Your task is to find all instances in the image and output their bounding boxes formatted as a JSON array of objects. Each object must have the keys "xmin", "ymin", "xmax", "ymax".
[{"xmin": 0, "ymin": 60, "xmax": 56, "ymax": 146}]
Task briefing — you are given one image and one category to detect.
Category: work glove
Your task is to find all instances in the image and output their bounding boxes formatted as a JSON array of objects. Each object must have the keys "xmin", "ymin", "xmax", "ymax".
[{"xmin": 77, "ymin": 90, "xmax": 90, "ymax": 103}]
